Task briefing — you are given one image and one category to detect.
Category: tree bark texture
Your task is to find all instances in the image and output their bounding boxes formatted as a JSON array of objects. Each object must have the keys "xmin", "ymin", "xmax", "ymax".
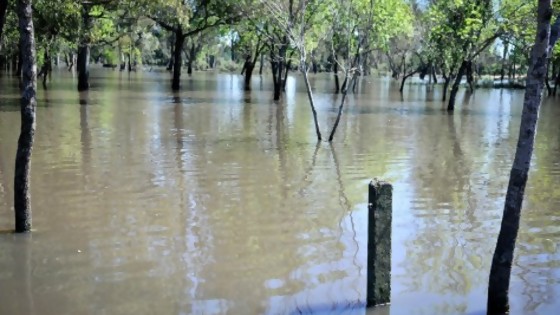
[
  {"xmin": 77, "ymin": 6, "xmax": 91, "ymax": 91},
  {"xmin": 334, "ymin": 56, "xmax": 340, "ymax": 93},
  {"xmin": 172, "ymin": 30, "xmax": 185, "ymax": 91},
  {"xmin": 487, "ymin": 2, "xmax": 554, "ymax": 314},
  {"xmin": 14, "ymin": 0, "xmax": 37, "ymax": 233},
  {"xmin": 448, "ymin": 61, "xmax": 468, "ymax": 111}
]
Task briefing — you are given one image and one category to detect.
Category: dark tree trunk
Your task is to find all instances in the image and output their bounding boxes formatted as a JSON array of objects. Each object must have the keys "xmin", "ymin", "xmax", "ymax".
[
  {"xmin": 41, "ymin": 48, "xmax": 50, "ymax": 88},
  {"xmin": 400, "ymin": 71, "xmax": 417, "ymax": 93},
  {"xmin": 340, "ymin": 76, "xmax": 348, "ymax": 92},
  {"xmin": 67, "ymin": 53, "xmax": 74, "ymax": 72},
  {"xmin": 77, "ymin": 7, "xmax": 91, "ymax": 91},
  {"xmin": 442, "ymin": 69, "xmax": 451, "ymax": 102},
  {"xmin": 187, "ymin": 42, "xmax": 195, "ymax": 75},
  {"xmin": 546, "ymin": 58, "xmax": 552, "ymax": 95},
  {"xmin": 432, "ymin": 65, "xmax": 438, "ymax": 84},
  {"xmin": 487, "ymin": 2, "xmax": 555, "ymax": 314},
  {"xmin": 466, "ymin": 61, "xmax": 475, "ymax": 92},
  {"xmin": 230, "ymin": 36, "xmax": 235, "ymax": 62},
  {"xmin": 271, "ymin": 44, "xmax": 286, "ymax": 101},
  {"xmin": 329, "ymin": 72, "xmax": 355, "ymax": 142},
  {"xmin": 243, "ymin": 57, "xmax": 255, "ymax": 91},
  {"xmin": 448, "ymin": 61, "xmax": 468, "ymax": 111},
  {"xmin": 271, "ymin": 60, "xmax": 280, "ymax": 100},
  {"xmin": 172, "ymin": 30, "xmax": 185, "ymax": 91},
  {"xmin": 77, "ymin": 44, "xmax": 89, "ymax": 90},
  {"xmin": 333, "ymin": 55, "xmax": 340, "ymax": 93},
  {"xmin": 14, "ymin": 0, "xmax": 37, "ymax": 233},
  {"xmin": 259, "ymin": 54, "xmax": 264, "ymax": 75},
  {"xmin": 352, "ymin": 74, "xmax": 358, "ymax": 93}
]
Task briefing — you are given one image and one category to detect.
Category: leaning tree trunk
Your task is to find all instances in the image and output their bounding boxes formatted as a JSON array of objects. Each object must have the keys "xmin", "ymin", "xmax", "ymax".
[
  {"xmin": 172, "ymin": 30, "xmax": 185, "ymax": 91},
  {"xmin": 448, "ymin": 61, "xmax": 468, "ymax": 111},
  {"xmin": 487, "ymin": 2, "xmax": 556, "ymax": 314},
  {"xmin": 14, "ymin": 0, "xmax": 37, "ymax": 233},
  {"xmin": 300, "ymin": 58, "xmax": 321, "ymax": 142},
  {"xmin": 400, "ymin": 70, "xmax": 417, "ymax": 93},
  {"xmin": 328, "ymin": 72, "xmax": 355, "ymax": 142}
]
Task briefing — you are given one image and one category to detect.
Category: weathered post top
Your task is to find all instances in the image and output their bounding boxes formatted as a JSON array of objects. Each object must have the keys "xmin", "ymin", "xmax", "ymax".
[{"xmin": 367, "ymin": 179, "xmax": 392, "ymax": 307}]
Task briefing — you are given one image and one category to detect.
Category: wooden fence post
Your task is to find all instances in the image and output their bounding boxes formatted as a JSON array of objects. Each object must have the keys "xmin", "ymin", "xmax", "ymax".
[{"xmin": 367, "ymin": 180, "xmax": 392, "ymax": 307}]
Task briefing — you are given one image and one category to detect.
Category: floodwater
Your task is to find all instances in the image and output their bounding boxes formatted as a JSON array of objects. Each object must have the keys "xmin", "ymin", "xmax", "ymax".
[{"xmin": 0, "ymin": 69, "xmax": 559, "ymax": 315}]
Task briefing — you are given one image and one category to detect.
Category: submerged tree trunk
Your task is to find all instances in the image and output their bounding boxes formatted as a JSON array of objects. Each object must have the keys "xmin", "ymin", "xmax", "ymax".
[
  {"xmin": 300, "ymin": 58, "xmax": 321, "ymax": 142},
  {"xmin": 282, "ymin": 60, "xmax": 290, "ymax": 91},
  {"xmin": 41, "ymin": 48, "xmax": 50, "ymax": 88},
  {"xmin": 334, "ymin": 56, "xmax": 340, "ymax": 93},
  {"xmin": 442, "ymin": 69, "xmax": 451, "ymax": 102},
  {"xmin": 14, "ymin": 0, "xmax": 37, "ymax": 233},
  {"xmin": 487, "ymin": 2, "xmax": 556, "ymax": 314},
  {"xmin": 77, "ymin": 7, "xmax": 91, "ymax": 91},
  {"xmin": 448, "ymin": 61, "xmax": 468, "ymax": 111},
  {"xmin": 328, "ymin": 72, "xmax": 355, "ymax": 142},
  {"xmin": 400, "ymin": 70, "xmax": 417, "ymax": 93},
  {"xmin": 466, "ymin": 61, "xmax": 475, "ymax": 92},
  {"xmin": 172, "ymin": 30, "xmax": 185, "ymax": 91},
  {"xmin": 243, "ymin": 58, "xmax": 255, "ymax": 91},
  {"xmin": 271, "ymin": 45, "xmax": 286, "ymax": 101}
]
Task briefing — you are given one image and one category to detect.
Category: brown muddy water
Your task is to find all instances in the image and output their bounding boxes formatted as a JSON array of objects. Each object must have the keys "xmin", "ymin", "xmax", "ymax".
[{"xmin": 0, "ymin": 69, "xmax": 559, "ymax": 315}]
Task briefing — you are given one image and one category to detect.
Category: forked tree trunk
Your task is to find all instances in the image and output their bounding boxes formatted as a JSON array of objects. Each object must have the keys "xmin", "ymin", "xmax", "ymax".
[
  {"xmin": 487, "ymin": 2, "xmax": 557, "ymax": 314},
  {"xmin": 14, "ymin": 0, "xmax": 37, "ymax": 233},
  {"xmin": 448, "ymin": 61, "xmax": 468, "ymax": 111},
  {"xmin": 328, "ymin": 72, "xmax": 355, "ymax": 142}
]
